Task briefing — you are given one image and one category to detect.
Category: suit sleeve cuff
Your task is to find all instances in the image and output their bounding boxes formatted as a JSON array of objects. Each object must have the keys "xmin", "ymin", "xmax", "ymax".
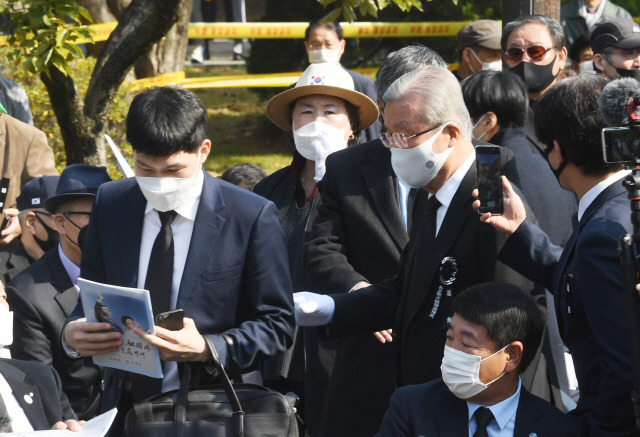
[
  {"xmin": 61, "ymin": 324, "xmax": 81, "ymax": 358},
  {"xmin": 348, "ymin": 281, "xmax": 369, "ymax": 293},
  {"xmin": 203, "ymin": 334, "xmax": 229, "ymax": 373}
]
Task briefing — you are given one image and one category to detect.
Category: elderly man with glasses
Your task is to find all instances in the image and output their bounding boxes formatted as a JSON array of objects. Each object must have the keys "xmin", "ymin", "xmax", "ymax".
[
  {"xmin": 296, "ymin": 66, "xmax": 536, "ymax": 401},
  {"xmin": 5, "ymin": 164, "xmax": 111, "ymax": 421},
  {"xmin": 591, "ymin": 18, "xmax": 640, "ymax": 80}
]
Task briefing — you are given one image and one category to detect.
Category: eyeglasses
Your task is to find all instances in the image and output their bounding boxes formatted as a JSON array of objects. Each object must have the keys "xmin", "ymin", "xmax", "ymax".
[
  {"xmin": 380, "ymin": 122, "xmax": 445, "ymax": 149},
  {"xmin": 62, "ymin": 211, "xmax": 91, "ymax": 218},
  {"xmin": 505, "ymin": 46, "xmax": 554, "ymax": 63},
  {"xmin": 611, "ymin": 49, "xmax": 640, "ymax": 60},
  {"xmin": 33, "ymin": 211, "xmax": 53, "ymax": 219}
]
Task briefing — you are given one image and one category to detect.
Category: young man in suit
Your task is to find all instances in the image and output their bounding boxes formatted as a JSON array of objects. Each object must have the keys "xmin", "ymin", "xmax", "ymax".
[
  {"xmin": 63, "ymin": 87, "xmax": 295, "ymax": 425},
  {"xmin": 296, "ymin": 67, "xmax": 534, "ymax": 395},
  {"xmin": 376, "ymin": 282, "xmax": 582, "ymax": 437},
  {"xmin": 0, "ymin": 282, "xmax": 82, "ymax": 432},
  {"xmin": 6, "ymin": 165, "xmax": 110, "ymax": 420},
  {"xmin": 480, "ymin": 75, "xmax": 637, "ymax": 436}
]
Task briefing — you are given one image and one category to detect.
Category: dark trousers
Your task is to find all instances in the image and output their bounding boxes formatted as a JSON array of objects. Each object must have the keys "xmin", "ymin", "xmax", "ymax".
[{"xmin": 190, "ymin": 0, "xmax": 244, "ymax": 54}]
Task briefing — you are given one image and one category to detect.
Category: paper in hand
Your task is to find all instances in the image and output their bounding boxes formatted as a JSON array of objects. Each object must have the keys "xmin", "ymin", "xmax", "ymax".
[
  {"xmin": 104, "ymin": 134, "xmax": 135, "ymax": 178},
  {"xmin": 2, "ymin": 408, "xmax": 117, "ymax": 436}
]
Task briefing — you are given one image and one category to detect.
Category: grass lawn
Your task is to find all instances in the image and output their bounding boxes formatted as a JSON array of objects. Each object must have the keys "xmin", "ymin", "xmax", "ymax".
[{"xmin": 187, "ymin": 66, "xmax": 294, "ymax": 176}]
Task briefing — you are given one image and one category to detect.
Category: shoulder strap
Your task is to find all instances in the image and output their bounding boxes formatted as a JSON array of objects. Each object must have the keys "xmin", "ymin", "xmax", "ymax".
[{"xmin": 222, "ymin": 334, "xmax": 244, "ymax": 383}]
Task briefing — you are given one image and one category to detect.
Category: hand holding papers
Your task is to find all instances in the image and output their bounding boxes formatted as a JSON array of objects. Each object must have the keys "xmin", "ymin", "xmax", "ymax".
[{"xmin": 3, "ymin": 408, "xmax": 117, "ymax": 437}]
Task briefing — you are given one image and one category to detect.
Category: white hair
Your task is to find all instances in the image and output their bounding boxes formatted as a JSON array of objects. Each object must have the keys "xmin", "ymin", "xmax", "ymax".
[{"xmin": 382, "ymin": 66, "xmax": 472, "ymax": 138}]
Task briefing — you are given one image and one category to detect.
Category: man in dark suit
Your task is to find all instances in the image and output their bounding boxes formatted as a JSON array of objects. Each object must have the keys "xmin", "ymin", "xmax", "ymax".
[
  {"xmin": 304, "ymin": 19, "xmax": 381, "ymax": 143},
  {"xmin": 63, "ymin": 88, "xmax": 295, "ymax": 426},
  {"xmin": 0, "ymin": 284, "xmax": 82, "ymax": 432},
  {"xmin": 480, "ymin": 75, "xmax": 638, "ymax": 436},
  {"xmin": 376, "ymin": 283, "xmax": 582, "ymax": 437},
  {"xmin": 7, "ymin": 165, "xmax": 110, "ymax": 421},
  {"xmin": 0, "ymin": 176, "xmax": 60, "ymax": 284},
  {"xmin": 296, "ymin": 66, "xmax": 533, "ymax": 394}
]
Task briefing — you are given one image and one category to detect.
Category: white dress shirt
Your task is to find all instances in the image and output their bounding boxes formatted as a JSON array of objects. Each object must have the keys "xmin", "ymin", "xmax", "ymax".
[
  {"xmin": 136, "ymin": 168, "xmax": 203, "ymax": 393},
  {"xmin": 467, "ymin": 378, "xmax": 522, "ymax": 437},
  {"xmin": 577, "ymin": 169, "xmax": 630, "ymax": 221},
  {"xmin": 58, "ymin": 244, "xmax": 81, "ymax": 292},
  {"xmin": 432, "ymin": 150, "xmax": 476, "ymax": 236},
  {"xmin": 0, "ymin": 372, "xmax": 34, "ymax": 432}
]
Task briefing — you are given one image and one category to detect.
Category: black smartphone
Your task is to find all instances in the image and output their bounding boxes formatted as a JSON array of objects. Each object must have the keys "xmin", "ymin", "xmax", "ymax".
[
  {"xmin": 602, "ymin": 127, "xmax": 640, "ymax": 163},
  {"xmin": 155, "ymin": 309, "xmax": 184, "ymax": 331},
  {"xmin": 476, "ymin": 145, "xmax": 503, "ymax": 215},
  {"xmin": 0, "ymin": 178, "xmax": 11, "ymax": 232}
]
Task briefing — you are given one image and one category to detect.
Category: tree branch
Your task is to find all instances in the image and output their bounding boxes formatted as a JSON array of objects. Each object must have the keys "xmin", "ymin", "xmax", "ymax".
[{"xmin": 84, "ymin": 0, "xmax": 183, "ymax": 131}]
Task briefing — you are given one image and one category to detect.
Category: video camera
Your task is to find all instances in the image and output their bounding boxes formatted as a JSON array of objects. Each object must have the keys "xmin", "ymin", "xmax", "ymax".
[{"xmin": 601, "ymin": 78, "xmax": 640, "ymax": 165}]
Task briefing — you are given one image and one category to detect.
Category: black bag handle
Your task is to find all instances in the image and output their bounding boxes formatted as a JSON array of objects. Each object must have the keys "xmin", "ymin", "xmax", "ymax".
[
  {"xmin": 173, "ymin": 337, "xmax": 245, "ymax": 437},
  {"xmin": 222, "ymin": 334, "xmax": 244, "ymax": 383}
]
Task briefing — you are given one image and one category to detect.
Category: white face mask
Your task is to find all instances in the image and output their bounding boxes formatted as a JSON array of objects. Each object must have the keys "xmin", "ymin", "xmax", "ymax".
[
  {"xmin": 579, "ymin": 60, "xmax": 595, "ymax": 75},
  {"xmin": 293, "ymin": 120, "xmax": 349, "ymax": 182},
  {"xmin": 472, "ymin": 114, "xmax": 487, "ymax": 140},
  {"xmin": 0, "ymin": 304, "xmax": 13, "ymax": 358},
  {"xmin": 390, "ymin": 122, "xmax": 451, "ymax": 188},
  {"xmin": 470, "ymin": 50, "xmax": 503, "ymax": 73},
  {"xmin": 136, "ymin": 152, "xmax": 203, "ymax": 212},
  {"xmin": 441, "ymin": 344, "xmax": 509, "ymax": 399},
  {"xmin": 308, "ymin": 49, "xmax": 341, "ymax": 65}
]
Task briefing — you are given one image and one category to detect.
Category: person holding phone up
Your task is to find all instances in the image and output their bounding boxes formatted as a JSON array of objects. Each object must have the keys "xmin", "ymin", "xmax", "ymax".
[{"xmin": 476, "ymin": 74, "xmax": 637, "ymax": 437}]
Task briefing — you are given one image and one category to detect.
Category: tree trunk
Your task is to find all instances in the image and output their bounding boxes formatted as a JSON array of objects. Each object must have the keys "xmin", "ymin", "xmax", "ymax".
[
  {"xmin": 78, "ymin": 0, "xmax": 117, "ymax": 58},
  {"xmin": 134, "ymin": 0, "xmax": 192, "ymax": 78},
  {"xmin": 502, "ymin": 0, "xmax": 561, "ymax": 25},
  {"xmin": 48, "ymin": 0, "xmax": 183, "ymax": 165}
]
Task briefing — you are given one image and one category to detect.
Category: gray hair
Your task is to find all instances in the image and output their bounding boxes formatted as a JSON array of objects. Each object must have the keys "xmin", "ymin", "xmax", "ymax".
[
  {"xmin": 383, "ymin": 67, "xmax": 473, "ymax": 138},
  {"xmin": 375, "ymin": 44, "xmax": 447, "ymax": 101},
  {"xmin": 501, "ymin": 15, "xmax": 565, "ymax": 52}
]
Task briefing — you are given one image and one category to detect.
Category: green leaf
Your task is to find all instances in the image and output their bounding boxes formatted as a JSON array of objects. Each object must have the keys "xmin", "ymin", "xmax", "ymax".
[
  {"xmin": 56, "ymin": 28, "xmax": 67, "ymax": 47},
  {"xmin": 49, "ymin": 52, "xmax": 69, "ymax": 75},
  {"xmin": 77, "ymin": 6, "xmax": 93, "ymax": 23},
  {"xmin": 350, "ymin": 0, "xmax": 362, "ymax": 6},
  {"xmin": 42, "ymin": 15, "xmax": 51, "ymax": 26},
  {"xmin": 343, "ymin": 2, "xmax": 357, "ymax": 22},
  {"xmin": 377, "ymin": 0, "xmax": 390, "ymax": 8},
  {"xmin": 320, "ymin": 7, "xmax": 343, "ymax": 23},
  {"xmin": 318, "ymin": 0, "xmax": 339, "ymax": 4},
  {"xmin": 407, "ymin": 0, "xmax": 424, "ymax": 10}
]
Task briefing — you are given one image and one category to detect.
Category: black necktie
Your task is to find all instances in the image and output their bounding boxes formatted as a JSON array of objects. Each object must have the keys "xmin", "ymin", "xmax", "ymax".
[
  {"xmin": 473, "ymin": 407, "xmax": 495, "ymax": 437},
  {"xmin": 422, "ymin": 194, "xmax": 441, "ymax": 251},
  {"xmin": 145, "ymin": 210, "xmax": 178, "ymax": 316},
  {"xmin": 0, "ymin": 393, "xmax": 12, "ymax": 433}
]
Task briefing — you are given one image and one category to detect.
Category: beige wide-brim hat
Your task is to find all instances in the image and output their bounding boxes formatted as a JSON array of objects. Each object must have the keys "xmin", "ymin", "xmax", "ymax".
[{"xmin": 266, "ymin": 63, "xmax": 379, "ymax": 132}]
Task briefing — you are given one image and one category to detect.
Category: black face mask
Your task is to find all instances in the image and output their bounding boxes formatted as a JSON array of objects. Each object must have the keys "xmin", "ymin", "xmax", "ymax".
[
  {"xmin": 616, "ymin": 68, "xmax": 640, "ymax": 81},
  {"xmin": 63, "ymin": 215, "xmax": 87, "ymax": 251},
  {"xmin": 543, "ymin": 145, "xmax": 567, "ymax": 182},
  {"xmin": 508, "ymin": 57, "xmax": 559, "ymax": 93},
  {"xmin": 33, "ymin": 213, "xmax": 60, "ymax": 252}
]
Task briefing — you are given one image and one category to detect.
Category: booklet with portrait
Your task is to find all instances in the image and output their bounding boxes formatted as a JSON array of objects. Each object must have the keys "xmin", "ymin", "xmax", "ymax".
[{"xmin": 78, "ymin": 278, "xmax": 163, "ymax": 378}]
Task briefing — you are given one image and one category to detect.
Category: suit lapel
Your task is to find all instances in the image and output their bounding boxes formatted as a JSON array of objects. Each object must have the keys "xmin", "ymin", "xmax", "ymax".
[
  {"xmin": 434, "ymin": 383, "xmax": 469, "ymax": 437},
  {"xmin": 0, "ymin": 361, "xmax": 49, "ymax": 431},
  {"xmin": 362, "ymin": 142, "xmax": 408, "ymax": 251},
  {"xmin": 513, "ymin": 388, "xmax": 543, "ymax": 437},
  {"xmin": 120, "ymin": 183, "xmax": 146, "ymax": 288},
  {"xmin": 553, "ymin": 182, "xmax": 627, "ymax": 292},
  {"xmin": 405, "ymin": 164, "xmax": 476, "ymax": 327},
  {"xmin": 177, "ymin": 173, "xmax": 225, "ymax": 308},
  {"xmin": 48, "ymin": 250, "xmax": 80, "ymax": 317}
]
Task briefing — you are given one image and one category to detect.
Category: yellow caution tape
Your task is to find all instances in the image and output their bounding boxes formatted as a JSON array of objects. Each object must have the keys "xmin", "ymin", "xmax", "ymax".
[{"xmin": 131, "ymin": 71, "xmax": 185, "ymax": 90}]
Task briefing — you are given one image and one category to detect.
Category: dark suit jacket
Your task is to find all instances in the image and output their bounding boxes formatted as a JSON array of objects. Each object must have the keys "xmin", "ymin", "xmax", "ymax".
[
  {"xmin": 499, "ymin": 182, "xmax": 638, "ymax": 437},
  {"xmin": 0, "ymin": 242, "xmax": 35, "ymax": 285},
  {"xmin": 344, "ymin": 68, "xmax": 382, "ymax": 143},
  {"xmin": 328, "ymin": 160, "xmax": 534, "ymax": 387},
  {"xmin": 375, "ymin": 378, "xmax": 582, "ymax": 437},
  {"xmin": 72, "ymin": 172, "xmax": 295, "ymax": 409},
  {"xmin": 7, "ymin": 248, "xmax": 101, "ymax": 420},
  {"xmin": 0, "ymin": 358, "xmax": 77, "ymax": 430}
]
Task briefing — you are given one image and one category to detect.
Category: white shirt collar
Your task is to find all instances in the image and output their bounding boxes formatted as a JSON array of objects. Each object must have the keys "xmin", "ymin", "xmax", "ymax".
[
  {"xmin": 58, "ymin": 243, "xmax": 80, "ymax": 289},
  {"xmin": 434, "ymin": 150, "xmax": 476, "ymax": 207},
  {"xmin": 143, "ymin": 167, "xmax": 204, "ymax": 220},
  {"xmin": 577, "ymin": 169, "xmax": 629, "ymax": 221},
  {"xmin": 467, "ymin": 378, "xmax": 522, "ymax": 430}
]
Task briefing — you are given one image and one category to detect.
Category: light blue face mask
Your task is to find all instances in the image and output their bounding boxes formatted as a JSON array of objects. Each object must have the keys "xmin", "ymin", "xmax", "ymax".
[{"xmin": 472, "ymin": 114, "xmax": 487, "ymax": 140}]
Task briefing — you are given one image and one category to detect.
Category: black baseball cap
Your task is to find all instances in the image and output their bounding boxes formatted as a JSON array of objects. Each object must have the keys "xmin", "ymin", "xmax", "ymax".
[
  {"xmin": 16, "ymin": 175, "xmax": 60, "ymax": 211},
  {"xmin": 591, "ymin": 18, "xmax": 640, "ymax": 54}
]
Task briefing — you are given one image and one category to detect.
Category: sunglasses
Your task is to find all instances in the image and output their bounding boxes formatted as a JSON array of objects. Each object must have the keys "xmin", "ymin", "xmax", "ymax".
[
  {"xmin": 380, "ymin": 122, "xmax": 445, "ymax": 149},
  {"xmin": 505, "ymin": 46, "xmax": 553, "ymax": 63}
]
